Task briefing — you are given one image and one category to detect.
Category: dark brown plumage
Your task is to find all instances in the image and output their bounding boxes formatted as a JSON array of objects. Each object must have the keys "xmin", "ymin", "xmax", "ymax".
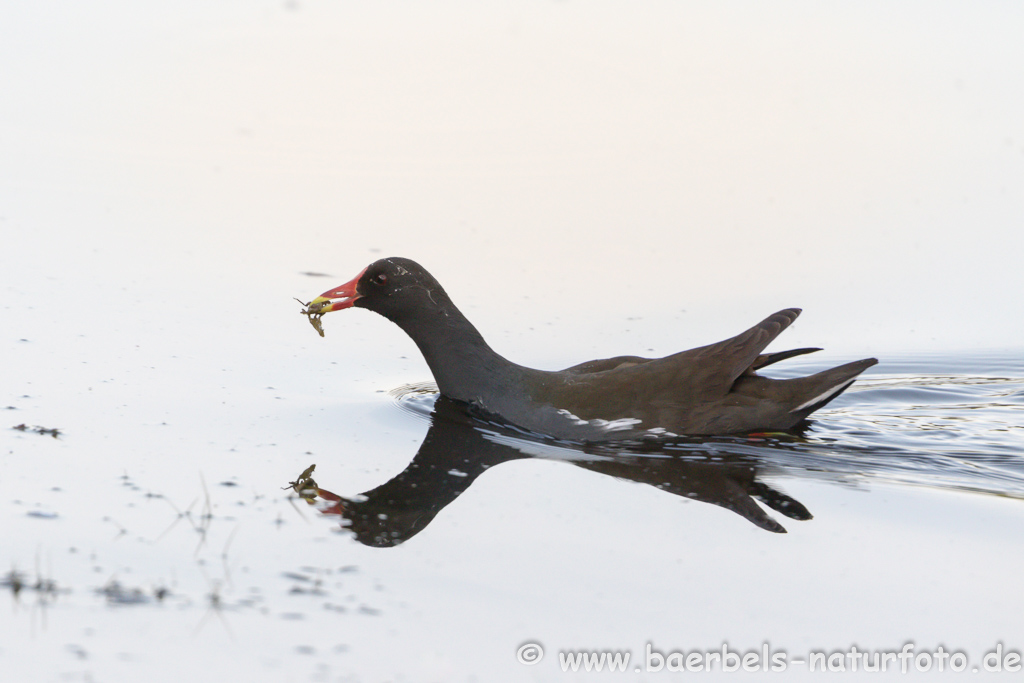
[{"xmin": 310, "ymin": 257, "xmax": 877, "ymax": 440}]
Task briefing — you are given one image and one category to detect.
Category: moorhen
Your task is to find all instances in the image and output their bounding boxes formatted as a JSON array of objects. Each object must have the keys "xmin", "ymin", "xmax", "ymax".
[
  {"xmin": 296, "ymin": 395, "xmax": 815, "ymax": 544},
  {"xmin": 303, "ymin": 257, "xmax": 877, "ymax": 439}
]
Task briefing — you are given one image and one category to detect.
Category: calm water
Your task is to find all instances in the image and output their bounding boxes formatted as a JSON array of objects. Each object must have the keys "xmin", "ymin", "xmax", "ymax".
[
  {"xmin": 3, "ymin": 2, "xmax": 1024, "ymax": 681},
  {"xmin": 4, "ymin": 348, "xmax": 1023, "ymax": 681},
  {"xmin": 368, "ymin": 354, "xmax": 1024, "ymax": 542}
]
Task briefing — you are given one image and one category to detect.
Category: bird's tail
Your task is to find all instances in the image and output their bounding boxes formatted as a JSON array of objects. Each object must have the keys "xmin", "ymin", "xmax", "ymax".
[{"xmin": 788, "ymin": 358, "xmax": 878, "ymax": 417}]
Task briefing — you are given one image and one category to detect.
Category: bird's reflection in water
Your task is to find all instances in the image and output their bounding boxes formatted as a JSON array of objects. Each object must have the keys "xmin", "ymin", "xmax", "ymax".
[{"xmin": 289, "ymin": 397, "xmax": 812, "ymax": 547}]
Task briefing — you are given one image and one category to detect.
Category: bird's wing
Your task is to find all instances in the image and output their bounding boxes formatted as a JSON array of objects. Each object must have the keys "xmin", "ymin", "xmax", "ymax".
[
  {"xmin": 654, "ymin": 308, "xmax": 803, "ymax": 400},
  {"xmin": 560, "ymin": 355, "xmax": 653, "ymax": 374},
  {"xmin": 747, "ymin": 346, "xmax": 821, "ymax": 373}
]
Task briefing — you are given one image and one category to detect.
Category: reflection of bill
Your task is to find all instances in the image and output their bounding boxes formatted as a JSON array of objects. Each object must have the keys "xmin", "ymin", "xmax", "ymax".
[{"xmin": 284, "ymin": 397, "xmax": 812, "ymax": 547}]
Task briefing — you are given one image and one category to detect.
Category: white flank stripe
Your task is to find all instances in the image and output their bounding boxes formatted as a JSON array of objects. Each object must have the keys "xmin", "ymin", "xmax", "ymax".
[{"xmin": 791, "ymin": 378, "xmax": 856, "ymax": 413}]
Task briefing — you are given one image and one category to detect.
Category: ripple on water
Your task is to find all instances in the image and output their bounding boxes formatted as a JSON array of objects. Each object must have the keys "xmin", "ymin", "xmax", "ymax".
[
  {"xmin": 388, "ymin": 381, "xmax": 439, "ymax": 420},
  {"xmin": 387, "ymin": 352, "xmax": 1024, "ymax": 500}
]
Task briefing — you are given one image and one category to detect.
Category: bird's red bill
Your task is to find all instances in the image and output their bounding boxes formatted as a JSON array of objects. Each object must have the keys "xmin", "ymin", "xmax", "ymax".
[
  {"xmin": 314, "ymin": 266, "xmax": 367, "ymax": 313},
  {"xmin": 298, "ymin": 266, "xmax": 367, "ymax": 337}
]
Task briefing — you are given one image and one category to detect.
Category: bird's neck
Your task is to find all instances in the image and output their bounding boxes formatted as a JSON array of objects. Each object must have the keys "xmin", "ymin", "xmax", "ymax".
[{"xmin": 391, "ymin": 301, "xmax": 522, "ymax": 407}]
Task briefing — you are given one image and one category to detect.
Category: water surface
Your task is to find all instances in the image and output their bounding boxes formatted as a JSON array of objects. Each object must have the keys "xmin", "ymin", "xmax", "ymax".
[{"xmin": 3, "ymin": 2, "xmax": 1024, "ymax": 681}]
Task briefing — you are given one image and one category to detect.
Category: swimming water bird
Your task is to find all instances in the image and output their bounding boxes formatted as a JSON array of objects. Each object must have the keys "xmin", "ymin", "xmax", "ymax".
[{"xmin": 305, "ymin": 257, "xmax": 877, "ymax": 440}]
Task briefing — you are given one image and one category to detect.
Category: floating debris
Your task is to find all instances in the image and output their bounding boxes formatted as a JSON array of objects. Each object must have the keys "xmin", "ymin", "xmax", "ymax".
[
  {"xmin": 12, "ymin": 423, "xmax": 61, "ymax": 438},
  {"xmin": 65, "ymin": 644, "xmax": 88, "ymax": 660},
  {"xmin": 1, "ymin": 568, "xmax": 62, "ymax": 601},
  {"xmin": 97, "ymin": 579, "xmax": 152, "ymax": 606},
  {"xmin": 0, "ymin": 569, "xmax": 25, "ymax": 597}
]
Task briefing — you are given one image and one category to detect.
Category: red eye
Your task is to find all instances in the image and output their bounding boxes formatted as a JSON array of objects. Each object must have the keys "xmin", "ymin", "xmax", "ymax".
[{"xmin": 372, "ymin": 273, "xmax": 388, "ymax": 285}]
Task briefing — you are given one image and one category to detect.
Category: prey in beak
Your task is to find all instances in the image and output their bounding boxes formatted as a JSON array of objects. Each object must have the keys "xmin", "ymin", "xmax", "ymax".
[{"xmin": 297, "ymin": 267, "xmax": 366, "ymax": 337}]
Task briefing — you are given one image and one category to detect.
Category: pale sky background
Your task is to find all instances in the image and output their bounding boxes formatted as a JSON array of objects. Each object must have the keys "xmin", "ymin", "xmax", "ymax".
[{"xmin": 3, "ymin": 1, "xmax": 1022, "ymax": 366}]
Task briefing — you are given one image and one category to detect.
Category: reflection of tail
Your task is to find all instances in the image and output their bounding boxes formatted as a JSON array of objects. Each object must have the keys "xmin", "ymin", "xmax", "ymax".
[
  {"xmin": 788, "ymin": 358, "xmax": 878, "ymax": 418},
  {"xmin": 727, "ymin": 481, "xmax": 812, "ymax": 533},
  {"xmin": 717, "ymin": 480, "xmax": 792, "ymax": 533},
  {"xmin": 750, "ymin": 481, "xmax": 812, "ymax": 521},
  {"xmin": 690, "ymin": 471, "xmax": 813, "ymax": 534}
]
